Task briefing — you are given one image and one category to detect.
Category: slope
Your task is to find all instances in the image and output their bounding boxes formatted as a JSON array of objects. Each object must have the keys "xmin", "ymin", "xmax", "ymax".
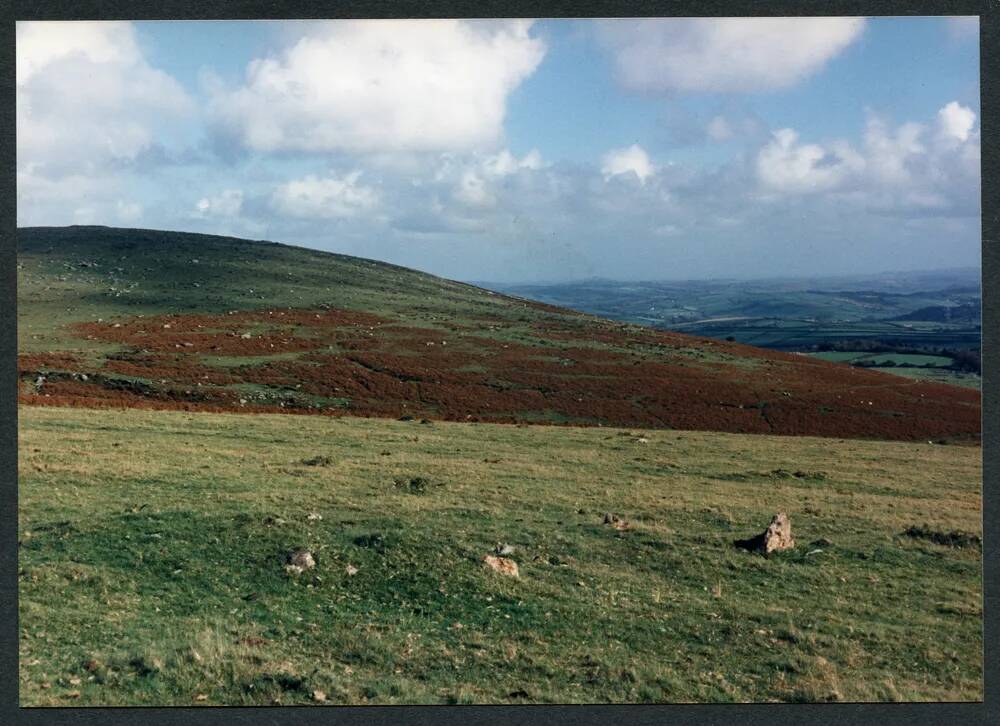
[{"xmin": 17, "ymin": 226, "xmax": 981, "ymax": 442}]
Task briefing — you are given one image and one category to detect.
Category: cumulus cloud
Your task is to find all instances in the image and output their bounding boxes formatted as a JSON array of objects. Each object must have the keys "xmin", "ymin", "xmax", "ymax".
[
  {"xmin": 270, "ymin": 172, "xmax": 379, "ymax": 219},
  {"xmin": 757, "ymin": 128, "xmax": 864, "ymax": 193},
  {"xmin": 208, "ymin": 20, "xmax": 545, "ymax": 155},
  {"xmin": 17, "ymin": 22, "xmax": 192, "ymax": 177},
  {"xmin": 441, "ymin": 148, "xmax": 546, "ymax": 208},
  {"xmin": 938, "ymin": 101, "xmax": 977, "ymax": 142},
  {"xmin": 755, "ymin": 102, "xmax": 979, "ymax": 217},
  {"xmin": 601, "ymin": 145, "xmax": 655, "ymax": 184},
  {"xmin": 597, "ymin": 17, "xmax": 865, "ymax": 93}
]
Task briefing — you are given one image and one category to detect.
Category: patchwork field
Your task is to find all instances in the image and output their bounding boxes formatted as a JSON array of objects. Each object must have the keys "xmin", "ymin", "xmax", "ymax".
[{"xmin": 18, "ymin": 406, "xmax": 983, "ymax": 705}]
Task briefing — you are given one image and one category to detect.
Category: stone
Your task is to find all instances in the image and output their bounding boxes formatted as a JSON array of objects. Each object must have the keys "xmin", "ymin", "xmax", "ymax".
[
  {"xmin": 603, "ymin": 512, "xmax": 630, "ymax": 530},
  {"xmin": 284, "ymin": 548, "xmax": 316, "ymax": 575},
  {"xmin": 483, "ymin": 554, "xmax": 519, "ymax": 577},
  {"xmin": 734, "ymin": 512, "xmax": 795, "ymax": 555}
]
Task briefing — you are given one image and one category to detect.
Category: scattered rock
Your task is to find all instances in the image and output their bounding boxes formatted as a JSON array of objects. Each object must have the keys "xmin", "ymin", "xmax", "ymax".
[
  {"xmin": 284, "ymin": 549, "xmax": 316, "ymax": 575},
  {"xmin": 734, "ymin": 512, "xmax": 795, "ymax": 555},
  {"xmin": 603, "ymin": 512, "xmax": 630, "ymax": 531},
  {"xmin": 483, "ymin": 554, "xmax": 519, "ymax": 578},
  {"xmin": 306, "ymin": 512, "xmax": 323, "ymax": 521},
  {"xmin": 393, "ymin": 475, "xmax": 432, "ymax": 494}
]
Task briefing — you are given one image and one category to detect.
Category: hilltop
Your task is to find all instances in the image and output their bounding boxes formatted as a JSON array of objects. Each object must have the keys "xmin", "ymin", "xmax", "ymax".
[{"xmin": 17, "ymin": 226, "xmax": 980, "ymax": 442}]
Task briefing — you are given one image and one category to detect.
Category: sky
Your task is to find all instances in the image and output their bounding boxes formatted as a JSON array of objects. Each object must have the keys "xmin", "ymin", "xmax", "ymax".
[{"xmin": 16, "ymin": 17, "xmax": 981, "ymax": 283}]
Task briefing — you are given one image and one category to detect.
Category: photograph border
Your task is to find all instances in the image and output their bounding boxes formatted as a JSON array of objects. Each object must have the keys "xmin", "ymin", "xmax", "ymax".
[{"xmin": 1, "ymin": 1, "xmax": 995, "ymax": 724}]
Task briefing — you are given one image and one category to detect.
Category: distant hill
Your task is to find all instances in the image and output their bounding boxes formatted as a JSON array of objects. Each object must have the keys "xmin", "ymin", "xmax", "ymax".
[
  {"xmin": 17, "ymin": 226, "xmax": 980, "ymax": 442},
  {"xmin": 485, "ymin": 274, "xmax": 982, "ymax": 351},
  {"xmin": 893, "ymin": 302, "xmax": 981, "ymax": 324}
]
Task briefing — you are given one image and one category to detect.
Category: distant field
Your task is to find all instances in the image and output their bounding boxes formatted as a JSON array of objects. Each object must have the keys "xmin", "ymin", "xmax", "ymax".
[
  {"xmin": 490, "ymin": 273, "xmax": 981, "ymax": 352},
  {"xmin": 19, "ymin": 406, "xmax": 982, "ymax": 705},
  {"xmin": 807, "ymin": 352, "xmax": 981, "ymax": 390}
]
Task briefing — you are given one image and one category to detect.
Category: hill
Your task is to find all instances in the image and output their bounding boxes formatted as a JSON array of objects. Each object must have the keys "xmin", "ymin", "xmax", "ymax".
[{"xmin": 17, "ymin": 226, "xmax": 981, "ymax": 442}]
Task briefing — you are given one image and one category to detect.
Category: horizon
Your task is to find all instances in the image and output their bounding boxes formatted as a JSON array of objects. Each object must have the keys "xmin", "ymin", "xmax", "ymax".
[
  {"xmin": 17, "ymin": 18, "xmax": 981, "ymax": 283},
  {"xmin": 19, "ymin": 222, "xmax": 983, "ymax": 288}
]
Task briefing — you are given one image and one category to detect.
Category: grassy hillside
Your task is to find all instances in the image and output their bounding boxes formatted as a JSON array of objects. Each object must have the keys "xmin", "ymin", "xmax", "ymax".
[
  {"xmin": 18, "ymin": 406, "xmax": 983, "ymax": 705},
  {"xmin": 17, "ymin": 226, "xmax": 981, "ymax": 442}
]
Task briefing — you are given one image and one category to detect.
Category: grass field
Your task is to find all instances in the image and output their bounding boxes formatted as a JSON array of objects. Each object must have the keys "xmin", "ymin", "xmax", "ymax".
[
  {"xmin": 18, "ymin": 406, "xmax": 983, "ymax": 705},
  {"xmin": 807, "ymin": 352, "xmax": 981, "ymax": 390}
]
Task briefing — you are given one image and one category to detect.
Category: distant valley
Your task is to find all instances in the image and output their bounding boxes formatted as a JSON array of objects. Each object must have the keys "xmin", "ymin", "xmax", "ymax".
[{"xmin": 482, "ymin": 269, "xmax": 982, "ymax": 389}]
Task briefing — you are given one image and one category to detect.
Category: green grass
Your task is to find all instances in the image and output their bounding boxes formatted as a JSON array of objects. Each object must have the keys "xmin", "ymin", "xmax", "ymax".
[
  {"xmin": 19, "ymin": 406, "xmax": 982, "ymax": 705},
  {"xmin": 806, "ymin": 352, "xmax": 981, "ymax": 390}
]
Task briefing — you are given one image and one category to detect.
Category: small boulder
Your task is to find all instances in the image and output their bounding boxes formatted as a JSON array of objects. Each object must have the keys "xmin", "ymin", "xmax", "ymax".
[
  {"xmin": 483, "ymin": 554, "xmax": 519, "ymax": 578},
  {"xmin": 284, "ymin": 548, "xmax": 316, "ymax": 575},
  {"xmin": 603, "ymin": 512, "xmax": 630, "ymax": 531},
  {"xmin": 494, "ymin": 543, "xmax": 515, "ymax": 556},
  {"xmin": 735, "ymin": 512, "xmax": 795, "ymax": 555}
]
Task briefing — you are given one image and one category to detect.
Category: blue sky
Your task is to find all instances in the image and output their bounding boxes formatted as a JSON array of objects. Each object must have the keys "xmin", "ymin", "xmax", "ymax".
[{"xmin": 17, "ymin": 17, "xmax": 981, "ymax": 282}]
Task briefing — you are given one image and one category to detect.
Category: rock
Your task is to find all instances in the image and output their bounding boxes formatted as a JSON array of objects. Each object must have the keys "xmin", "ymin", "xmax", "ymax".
[
  {"xmin": 312, "ymin": 689, "xmax": 327, "ymax": 702},
  {"xmin": 345, "ymin": 564, "xmax": 358, "ymax": 576},
  {"xmin": 483, "ymin": 554, "xmax": 519, "ymax": 578},
  {"xmin": 284, "ymin": 548, "xmax": 316, "ymax": 575},
  {"xmin": 306, "ymin": 512, "xmax": 322, "ymax": 521},
  {"xmin": 603, "ymin": 512, "xmax": 630, "ymax": 530},
  {"xmin": 734, "ymin": 512, "xmax": 795, "ymax": 555},
  {"xmin": 494, "ymin": 543, "xmax": 515, "ymax": 556}
]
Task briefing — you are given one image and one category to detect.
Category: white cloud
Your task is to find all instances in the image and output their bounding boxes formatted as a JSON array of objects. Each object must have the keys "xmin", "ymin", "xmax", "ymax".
[
  {"xmin": 270, "ymin": 172, "xmax": 379, "ymax": 219},
  {"xmin": 597, "ymin": 17, "xmax": 865, "ymax": 93},
  {"xmin": 17, "ymin": 22, "xmax": 192, "ymax": 176},
  {"xmin": 757, "ymin": 128, "xmax": 864, "ymax": 193},
  {"xmin": 209, "ymin": 20, "xmax": 545, "ymax": 154},
  {"xmin": 17, "ymin": 21, "xmax": 141, "ymax": 85},
  {"xmin": 601, "ymin": 144, "xmax": 655, "ymax": 184},
  {"xmin": 436, "ymin": 148, "xmax": 547, "ymax": 209},
  {"xmin": 756, "ymin": 103, "xmax": 979, "ymax": 218},
  {"xmin": 195, "ymin": 189, "xmax": 244, "ymax": 218},
  {"xmin": 938, "ymin": 101, "xmax": 976, "ymax": 142}
]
